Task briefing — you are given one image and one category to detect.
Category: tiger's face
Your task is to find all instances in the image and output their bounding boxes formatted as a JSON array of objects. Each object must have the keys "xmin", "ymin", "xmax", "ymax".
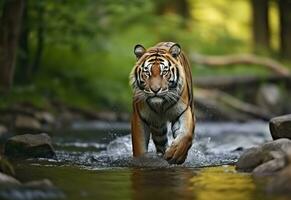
[{"xmin": 131, "ymin": 43, "xmax": 183, "ymax": 108}]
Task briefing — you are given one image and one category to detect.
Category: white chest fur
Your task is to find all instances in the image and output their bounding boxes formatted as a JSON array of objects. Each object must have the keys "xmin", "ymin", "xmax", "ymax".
[{"xmin": 139, "ymin": 98, "xmax": 187, "ymax": 128}]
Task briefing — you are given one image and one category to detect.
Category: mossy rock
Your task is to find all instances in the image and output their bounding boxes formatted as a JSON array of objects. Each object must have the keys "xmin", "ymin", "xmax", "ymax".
[{"xmin": 4, "ymin": 133, "xmax": 55, "ymax": 159}]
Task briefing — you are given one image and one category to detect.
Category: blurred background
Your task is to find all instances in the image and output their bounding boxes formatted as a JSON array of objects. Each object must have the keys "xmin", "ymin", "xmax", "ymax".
[
  {"xmin": 0, "ymin": 0, "xmax": 291, "ymax": 125},
  {"xmin": 1, "ymin": 1, "xmax": 291, "ymax": 198}
]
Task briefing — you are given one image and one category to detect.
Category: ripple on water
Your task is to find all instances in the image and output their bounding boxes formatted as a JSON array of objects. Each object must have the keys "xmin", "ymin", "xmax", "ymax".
[
  {"xmin": 11, "ymin": 121, "xmax": 277, "ymax": 200},
  {"xmin": 36, "ymin": 121, "xmax": 271, "ymax": 169}
]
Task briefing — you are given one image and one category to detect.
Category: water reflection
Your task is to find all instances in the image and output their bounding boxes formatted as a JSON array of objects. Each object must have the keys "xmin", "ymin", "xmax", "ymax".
[
  {"xmin": 190, "ymin": 166, "xmax": 258, "ymax": 200},
  {"xmin": 14, "ymin": 164, "xmax": 281, "ymax": 200},
  {"xmin": 10, "ymin": 121, "xmax": 278, "ymax": 200},
  {"xmin": 131, "ymin": 168, "xmax": 196, "ymax": 200},
  {"xmin": 130, "ymin": 166, "xmax": 270, "ymax": 200}
]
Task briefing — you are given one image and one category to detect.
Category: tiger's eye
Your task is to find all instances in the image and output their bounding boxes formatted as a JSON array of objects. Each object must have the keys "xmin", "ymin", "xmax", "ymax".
[
  {"xmin": 162, "ymin": 70, "xmax": 168, "ymax": 75},
  {"xmin": 145, "ymin": 71, "xmax": 150, "ymax": 76}
]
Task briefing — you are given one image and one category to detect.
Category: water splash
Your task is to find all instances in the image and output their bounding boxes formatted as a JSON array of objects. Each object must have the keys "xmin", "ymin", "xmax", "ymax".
[{"xmin": 47, "ymin": 121, "xmax": 271, "ymax": 169}]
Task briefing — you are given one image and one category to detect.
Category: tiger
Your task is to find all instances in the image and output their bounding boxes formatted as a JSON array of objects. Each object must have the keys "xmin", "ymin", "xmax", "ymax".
[{"xmin": 129, "ymin": 42, "xmax": 196, "ymax": 164}]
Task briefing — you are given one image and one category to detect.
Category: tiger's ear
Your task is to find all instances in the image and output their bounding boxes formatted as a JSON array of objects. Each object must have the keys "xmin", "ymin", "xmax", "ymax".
[
  {"xmin": 134, "ymin": 44, "xmax": 146, "ymax": 59},
  {"xmin": 169, "ymin": 43, "xmax": 181, "ymax": 58}
]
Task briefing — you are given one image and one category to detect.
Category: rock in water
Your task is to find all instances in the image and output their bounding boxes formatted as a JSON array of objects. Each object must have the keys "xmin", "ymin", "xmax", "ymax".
[
  {"xmin": 0, "ymin": 172, "xmax": 20, "ymax": 185},
  {"xmin": 252, "ymin": 151, "xmax": 287, "ymax": 176},
  {"xmin": 34, "ymin": 112, "xmax": 55, "ymax": 125},
  {"xmin": 24, "ymin": 179, "xmax": 54, "ymax": 188},
  {"xmin": 236, "ymin": 138, "xmax": 291, "ymax": 172},
  {"xmin": 14, "ymin": 115, "xmax": 42, "ymax": 133},
  {"xmin": 235, "ymin": 147, "xmax": 264, "ymax": 172},
  {"xmin": 270, "ymin": 114, "xmax": 291, "ymax": 140},
  {"xmin": 266, "ymin": 164, "xmax": 291, "ymax": 194},
  {"xmin": 4, "ymin": 133, "xmax": 55, "ymax": 159},
  {"xmin": 132, "ymin": 153, "xmax": 169, "ymax": 167}
]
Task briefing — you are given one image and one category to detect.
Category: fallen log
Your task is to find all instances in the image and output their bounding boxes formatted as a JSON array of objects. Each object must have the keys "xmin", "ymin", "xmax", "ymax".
[
  {"xmin": 193, "ymin": 75, "xmax": 291, "ymax": 90},
  {"xmin": 190, "ymin": 53, "xmax": 290, "ymax": 76},
  {"xmin": 195, "ymin": 88, "xmax": 272, "ymax": 121}
]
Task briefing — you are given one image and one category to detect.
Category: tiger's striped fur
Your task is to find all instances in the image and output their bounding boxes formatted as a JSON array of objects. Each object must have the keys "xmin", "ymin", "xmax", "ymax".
[{"xmin": 129, "ymin": 42, "xmax": 196, "ymax": 164}]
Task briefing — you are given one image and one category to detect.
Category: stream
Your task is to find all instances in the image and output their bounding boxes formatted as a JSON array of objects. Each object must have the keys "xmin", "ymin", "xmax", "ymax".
[{"xmin": 3, "ymin": 120, "xmax": 288, "ymax": 200}]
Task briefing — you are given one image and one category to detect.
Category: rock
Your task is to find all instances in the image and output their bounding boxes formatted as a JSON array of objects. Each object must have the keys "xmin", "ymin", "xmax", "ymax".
[
  {"xmin": 0, "ymin": 172, "xmax": 20, "ymax": 185},
  {"xmin": 56, "ymin": 110, "xmax": 82, "ymax": 129},
  {"xmin": 4, "ymin": 133, "xmax": 55, "ymax": 159},
  {"xmin": 236, "ymin": 147, "xmax": 264, "ymax": 172},
  {"xmin": 265, "ymin": 147, "xmax": 291, "ymax": 186},
  {"xmin": 266, "ymin": 164, "xmax": 291, "ymax": 194},
  {"xmin": 0, "ymin": 125, "xmax": 8, "ymax": 137},
  {"xmin": 236, "ymin": 138, "xmax": 291, "ymax": 172},
  {"xmin": 252, "ymin": 151, "xmax": 287, "ymax": 176},
  {"xmin": 14, "ymin": 115, "xmax": 42, "ymax": 133},
  {"xmin": 25, "ymin": 179, "xmax": 54, "ymax": 188},
  {"xmin": 270, "ymin": 114, "xmax": 291, "ymax": 140},
  {"xmin": 131, "ymin": 153, "xmax": 169, "ymax": 167},
  {"xmin": 34, "ymin": 112, "xmax": 55, "ymax": 125},
  {"xmin": 262, "ymin": 138, "xmax": 291, "ymax": 152},
  {"xmin": 256, "ymin": 84, "xmax": 283, "ymax": 115}
]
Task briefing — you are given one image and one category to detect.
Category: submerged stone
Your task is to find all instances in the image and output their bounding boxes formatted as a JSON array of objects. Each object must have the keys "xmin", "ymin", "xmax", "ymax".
[
  {"xmin": 24, "ymin": 179, "xmax": 54, "ymax": 188},
  {"xmin": 4, "ymin": 133, "xmax": 55, "ymax": 159},
  {"xmin": 270, "ymin": 114, "xmax": 291, "ymax": 140},
  {"xmin": 132, "ymin": 153, "xmax": 169, "ymax": 168}
]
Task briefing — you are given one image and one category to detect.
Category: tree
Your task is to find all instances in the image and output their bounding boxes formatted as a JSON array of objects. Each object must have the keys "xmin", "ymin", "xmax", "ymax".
[
  {"xmin": 251, "ymin": 0, "xmax": 270, "ymax": 53},
  {"xmin": 278, "ymin": 0, "xmax": 291, "ymax": 59},
  {"xmin": 156, "ymin": 0, "xmax": 190, "ymax": 27},
  {"xmin": 17, "ymin": 0, "xmax": 30, "ymax": 82},
  {"xmin": 17, "ymin": 0, "xmax": 45, "ymax": 82},
  {"xmin": 0, "ymin": 0, "xmax": 25, "ymax": 91}
]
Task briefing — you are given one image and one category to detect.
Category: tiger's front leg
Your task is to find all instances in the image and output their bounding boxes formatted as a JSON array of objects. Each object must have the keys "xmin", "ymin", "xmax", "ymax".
[
  {"xmin": 164, "ymin": 108, "xmax": 195, "ymax": 164},
  {"xmin": 131, "ymin": 108, "xmax": 150, "ymax": 157},
  {"xmin": 151, "ymin": 125, "xmax": 168, "ymax": 155}
]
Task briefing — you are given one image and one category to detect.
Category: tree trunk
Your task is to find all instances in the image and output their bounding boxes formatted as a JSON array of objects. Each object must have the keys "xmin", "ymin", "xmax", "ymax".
[
  {"xmin": 279, "ymin": 0, "xmax": 291, "ymax": 59},
  {"xmin": 17, "ymin": 0, "xmax": 30, "ymax": 82},
  {"xmin": 0, "ymin": 0, "xmax": 25, "ymax": 91},
  {"xmin": 251, "ymin": 0, "xmax": 270, "ymax": 52},
  {"xmin": 156, "ymin": 0, "xmax": 190, "ymax": 28},
  {"xmin": 31, "ymin": 1, "xmax": 45, "ymax": 74}
]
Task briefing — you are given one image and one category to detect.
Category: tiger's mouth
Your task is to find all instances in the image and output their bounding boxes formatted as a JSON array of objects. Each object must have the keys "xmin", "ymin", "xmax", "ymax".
[
  {"xmin": 148, "ymin": 96, "xmax": 164, "ymax": 103},
  {"xmin": 147, "ymin": 96, "xmax": 165, "ymax": 110}
]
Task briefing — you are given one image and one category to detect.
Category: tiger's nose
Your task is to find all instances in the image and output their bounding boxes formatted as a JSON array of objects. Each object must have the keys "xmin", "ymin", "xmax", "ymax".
[{"xmin": 150, "ymin": 85, "xmax": 161, "ymax": 94}]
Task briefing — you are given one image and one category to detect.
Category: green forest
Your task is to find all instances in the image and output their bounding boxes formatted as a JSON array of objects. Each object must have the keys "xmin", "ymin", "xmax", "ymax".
[
  {"xmin": 1, "ymin": 1, "xmax": 291, "ymax": 199},
  {"xmin": 1, "ymin": 0, "xmax": 290, "ymax": 112}
]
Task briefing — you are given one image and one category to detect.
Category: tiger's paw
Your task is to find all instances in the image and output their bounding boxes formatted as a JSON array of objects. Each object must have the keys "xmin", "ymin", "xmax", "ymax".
[{"xmin": 164, "ymin": 136, "xmax": 192, "ymax": 164}]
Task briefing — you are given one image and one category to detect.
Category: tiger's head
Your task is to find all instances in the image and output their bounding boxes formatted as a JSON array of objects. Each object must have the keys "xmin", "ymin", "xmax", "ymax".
[{"xmin": 130, "ymin": 42, "xmax": 185, "ymax": 108}]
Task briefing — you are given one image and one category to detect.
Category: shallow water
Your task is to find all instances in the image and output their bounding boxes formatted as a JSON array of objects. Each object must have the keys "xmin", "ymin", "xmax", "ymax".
[
  {"xmin": 4, "ymin": 121, "xmax": 290, "ymax": 200},
  {"xmin": 14, "ymin": 165, "xmax": 275, "ymax": 200}
]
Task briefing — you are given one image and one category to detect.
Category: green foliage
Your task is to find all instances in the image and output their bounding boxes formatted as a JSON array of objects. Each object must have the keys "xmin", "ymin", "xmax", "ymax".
[{"xmin": 7, "ymin": 0, "xmax": 280, "ymax": 111}]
